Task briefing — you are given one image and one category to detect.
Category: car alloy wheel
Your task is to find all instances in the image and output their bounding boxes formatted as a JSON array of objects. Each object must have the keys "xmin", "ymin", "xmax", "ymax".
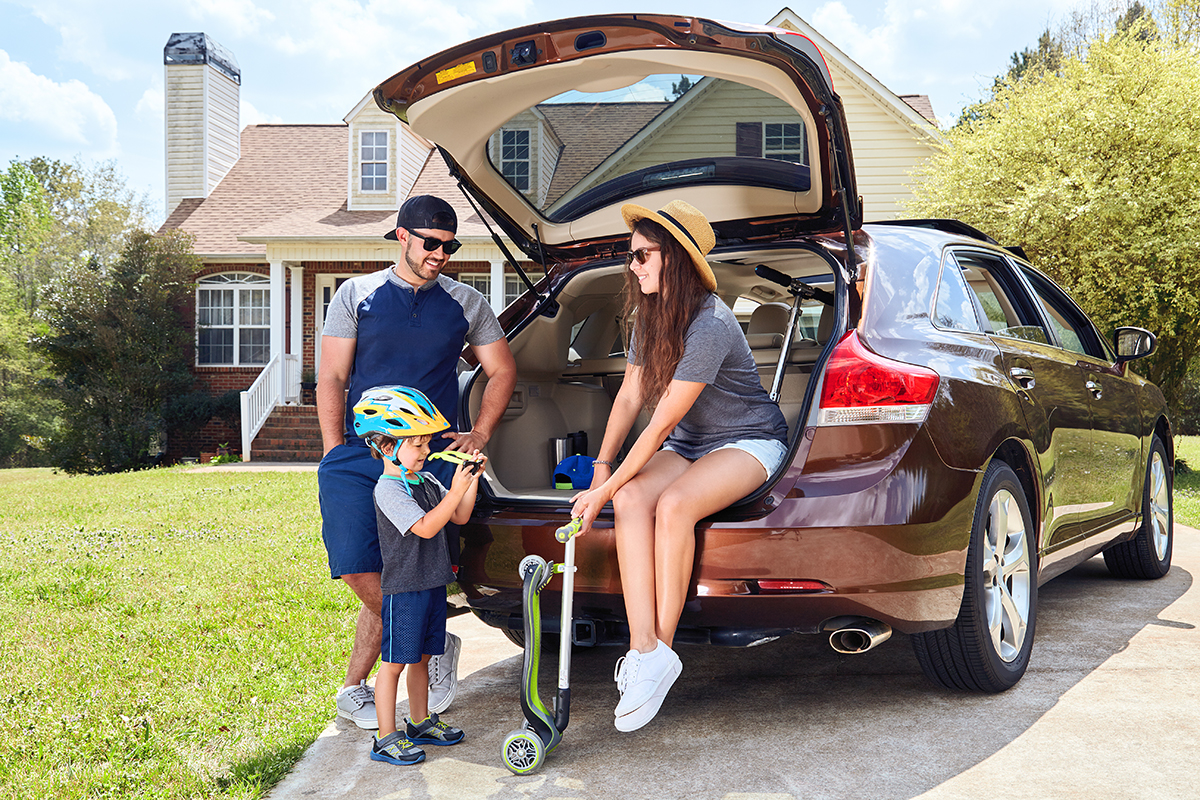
[
  {"xmin": 1103, "ymin": 434, "xmax": 1173, "ymax": 580},
  {"xmin": 912, "ymin": 460, "xmax": 1038, "ymax": 692}
]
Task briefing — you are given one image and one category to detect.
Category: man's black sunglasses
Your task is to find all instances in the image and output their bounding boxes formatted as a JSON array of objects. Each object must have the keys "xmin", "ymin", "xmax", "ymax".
[{"xmin": 405, "ymin": 228, "xmax": 462, "ymax": 255}]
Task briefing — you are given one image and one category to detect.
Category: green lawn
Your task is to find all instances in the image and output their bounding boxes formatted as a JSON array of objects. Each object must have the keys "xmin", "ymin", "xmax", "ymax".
[
  {"xmin": 0, "ymin": 467, "xmax": 350, "ymax": 799},
  {"xmin": 1174, "ymin": 435, "xmax": 1200, "ymax": 528}
]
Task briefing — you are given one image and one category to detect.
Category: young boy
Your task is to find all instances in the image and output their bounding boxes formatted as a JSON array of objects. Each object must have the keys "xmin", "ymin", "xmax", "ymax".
[{"xmin": 352, "ymin": 386, "xmax": 487, "ymax": 766}]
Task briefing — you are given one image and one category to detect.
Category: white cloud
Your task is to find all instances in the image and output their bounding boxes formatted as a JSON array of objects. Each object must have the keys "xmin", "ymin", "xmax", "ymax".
[
  {"xmin": 136, "ymin": 75, "xmax": 164, "ymax": 122},
  {"xmin": 241, "ymin": 98, "xmax": 284, "ymax": 125},
  {"xmin": 188, "ymin": 0, "xmax": 276, "ymax": 37},
  {"xmin": 0, "ymin": 49, "xmax": 119, "ymax": 152}
]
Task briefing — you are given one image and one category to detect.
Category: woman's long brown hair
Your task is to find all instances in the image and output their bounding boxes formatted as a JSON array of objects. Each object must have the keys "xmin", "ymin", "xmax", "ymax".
[{"xmin": 622, "ymin": 218, "xmax": 712, "ymax": 410}]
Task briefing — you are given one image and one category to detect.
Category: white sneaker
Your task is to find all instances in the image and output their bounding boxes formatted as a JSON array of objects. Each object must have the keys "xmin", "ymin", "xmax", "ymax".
[
  {"xmin": 428, "ymin": 632, "xmax": 461, "ymax": 714},
  {"xmin": 613, "ymin": 640, "xmax": 682, "ymax": 731},
  {"xmin": 336, "ymin": 680, "xmax": 378, "ymax": 730}
]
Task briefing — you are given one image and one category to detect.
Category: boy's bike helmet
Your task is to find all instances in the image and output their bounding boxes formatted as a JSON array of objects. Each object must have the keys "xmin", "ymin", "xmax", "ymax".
[{"xmin": 353, "ymin": 386, "xmax": 450, "ymax": 439}]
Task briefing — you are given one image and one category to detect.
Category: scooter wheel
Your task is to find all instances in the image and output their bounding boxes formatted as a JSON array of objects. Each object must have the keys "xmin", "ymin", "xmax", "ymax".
[
  {"xmin": 518, "ymin": 555, "xmax": 547, "ymax": 581},
  {"xmin": 502, "ymin": 729, "xmax": 545, "ymax": 774}
]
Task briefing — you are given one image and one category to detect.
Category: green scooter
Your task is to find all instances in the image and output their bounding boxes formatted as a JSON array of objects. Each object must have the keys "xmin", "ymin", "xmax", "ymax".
[{"xmin": 501, "ymin": 517, "xmax": 581, "ymax": 774}]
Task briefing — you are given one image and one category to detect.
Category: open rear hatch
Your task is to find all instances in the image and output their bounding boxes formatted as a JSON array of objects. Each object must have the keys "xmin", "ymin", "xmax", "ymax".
[{"xmin": 373, "ymin": 14, "xmax": 861, "ymax": 265}]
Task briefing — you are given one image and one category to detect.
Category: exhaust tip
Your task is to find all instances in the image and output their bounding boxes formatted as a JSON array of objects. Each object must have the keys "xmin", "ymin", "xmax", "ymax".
[{"xmin": 828, "ymin": 619, "xmax": 892, "ymax": 654}]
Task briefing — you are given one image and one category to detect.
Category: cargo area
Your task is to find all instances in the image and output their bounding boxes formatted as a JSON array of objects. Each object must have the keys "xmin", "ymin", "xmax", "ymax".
[{"xmin": 466, "ymin": 246, "xmax": 840, "ymax": 498}]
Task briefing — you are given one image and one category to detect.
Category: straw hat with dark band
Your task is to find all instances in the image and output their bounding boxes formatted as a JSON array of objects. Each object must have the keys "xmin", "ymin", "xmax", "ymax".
[{"xmin": 621, "ymin": 200, "xmax": 717, "ymax": 291}]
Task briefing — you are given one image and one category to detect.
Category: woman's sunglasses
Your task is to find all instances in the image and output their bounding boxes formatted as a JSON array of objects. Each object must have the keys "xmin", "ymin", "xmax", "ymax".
[
  {"xmin": 624, "ymin": 246, "xmax": 661, "ymax": 267},
  {"xmin": 405, "ymin": 228, "xmax": 463, "ymax": 255}
]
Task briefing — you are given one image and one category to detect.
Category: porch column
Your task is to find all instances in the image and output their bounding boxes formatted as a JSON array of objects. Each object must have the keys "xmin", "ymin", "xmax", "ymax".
[
  {"xmin": 289, "ymin": 264, "xmax": 303, "ymax": 359},
  {"xmin": 270, "ymin": 259, "xmax": 285, "ymax": 398},
  {"xmin": 489, "ymin": 259, "xmax": 506, "ymax": 313}
]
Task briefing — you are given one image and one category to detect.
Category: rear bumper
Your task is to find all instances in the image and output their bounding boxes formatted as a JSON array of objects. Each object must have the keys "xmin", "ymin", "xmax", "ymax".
[{"xmin": 459, "ymin": 426, "xmax": 982, "ymax": 639}]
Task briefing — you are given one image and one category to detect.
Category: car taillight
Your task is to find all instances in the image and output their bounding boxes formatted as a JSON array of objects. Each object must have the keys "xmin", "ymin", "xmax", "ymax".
[{"xmin": 818, "ymin": 331, "xmax": 939, "ymax": 425}]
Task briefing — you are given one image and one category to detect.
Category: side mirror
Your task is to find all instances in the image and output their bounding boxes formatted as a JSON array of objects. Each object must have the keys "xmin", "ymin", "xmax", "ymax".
[{"xmin": 1114, "ymin": 326, "xmax": 1156, "ymax": 362}]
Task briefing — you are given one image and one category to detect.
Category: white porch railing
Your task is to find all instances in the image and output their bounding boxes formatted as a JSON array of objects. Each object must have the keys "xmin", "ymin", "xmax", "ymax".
[{"xmin": 239, "ymin": 353, "xmax": 300, "ymax": 460}]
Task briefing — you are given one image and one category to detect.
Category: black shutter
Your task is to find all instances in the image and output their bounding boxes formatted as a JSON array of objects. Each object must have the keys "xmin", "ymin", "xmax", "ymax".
[{"xmin": 735, "ymin": 122, "xmax": 762, "ymax": 157}]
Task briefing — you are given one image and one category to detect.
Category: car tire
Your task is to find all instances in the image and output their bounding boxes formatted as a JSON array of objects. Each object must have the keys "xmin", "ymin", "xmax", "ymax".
[
  {"xmin": 1103, "ymin": 434, "xmax": 1172, "ymax": 580},
  {"xmin": 913, "ymin": 460, "xmax": 1037, "ymax": 693}
]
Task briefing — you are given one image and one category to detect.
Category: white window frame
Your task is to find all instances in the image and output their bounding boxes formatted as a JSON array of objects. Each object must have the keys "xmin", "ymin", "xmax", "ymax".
[
  {"xmin": 499, "ymin": 129, "xmax": 531, "ymax": 192},
  {"xmin": 360, "ymin": 130, "xmax": 388, "ymax": 192},
  {"xmin": 196, "ymin": 272, "xmax": 271, "ymax": 367},
  {"xmin": 505, "ymin": 272, "xmax": 543, "ymax": 308},
  {"xmin": 763, "ymin": 120, "xmax": 805, "ymax": 164},
  {"xmin": 457, "ymin": 272, "xmax": 492, "ymax": 297}
]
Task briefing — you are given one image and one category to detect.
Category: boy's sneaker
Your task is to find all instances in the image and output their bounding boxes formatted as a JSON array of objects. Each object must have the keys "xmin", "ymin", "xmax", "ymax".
[
  {"xmin": 406, "ymin": 712, "xmax": 465, "ymax": 746},
  {"xmin": 428, "ymin": 631, "xmax": 461, "ymax": 714},
  {"xmin": 370, "ymin": 731, "xmax": 425, "ymax": 766},
  {"xmin": 336, "ymin": 680, "xmax": 378, "ymax": 730},
  {"xmin": 613, "ymin": 640, "xmax": 682, "ymax": 732}
]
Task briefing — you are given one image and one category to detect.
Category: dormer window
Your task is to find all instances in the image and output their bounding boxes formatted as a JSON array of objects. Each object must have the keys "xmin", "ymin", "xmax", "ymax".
[
  {"xmin": 499, "ymin": 129, "xmax": 531, "ymax": 192},
  {"xmin": 360, "ymin": 131, "xmax": 388, "ymax": 191}
]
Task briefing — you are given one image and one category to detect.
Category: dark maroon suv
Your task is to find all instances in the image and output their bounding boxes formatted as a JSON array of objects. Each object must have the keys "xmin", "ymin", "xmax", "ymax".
[{"xmin": 373, "ymin": 14, "xmax": 1173, "ymax": 692}]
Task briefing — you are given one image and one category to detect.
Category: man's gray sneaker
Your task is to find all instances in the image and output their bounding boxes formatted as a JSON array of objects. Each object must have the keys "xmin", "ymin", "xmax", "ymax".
[
  {"xmin": 428, "ymin": 631, "xmax": 461, "ymax": 714},
  {"xmin": 406, "ymin": 711, "xmax": 465, "ymax": 746},
  {"xmin": 370, "ymin": 731, "xmax": 425, "ymax": 766},
  {"xmin": 336, "ymin": 680, "xmax": 378, "ymax": 730}
]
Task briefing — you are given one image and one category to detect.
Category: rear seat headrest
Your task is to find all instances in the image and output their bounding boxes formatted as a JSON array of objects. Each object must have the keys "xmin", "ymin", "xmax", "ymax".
[
  {"xmin": 817, "ymin": 304, "xmax": 835, "ymax": 344},
  {"xmin": 747, "ymin": 303, "xmax": 790, "ymax": 335}
]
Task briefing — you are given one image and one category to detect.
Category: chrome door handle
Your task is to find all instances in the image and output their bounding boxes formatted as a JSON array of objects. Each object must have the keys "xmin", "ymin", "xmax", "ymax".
[
  {"xmin": 1086, "ymin": 379, "xmax": 1102, "ymax": 400},
  {"xmin": 1010, "ymin": 366, "xmax": 1035, "ymax": 390}
]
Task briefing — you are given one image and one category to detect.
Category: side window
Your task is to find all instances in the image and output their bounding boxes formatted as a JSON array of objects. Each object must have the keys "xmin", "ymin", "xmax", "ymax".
[
  {"xmin": 953, "ymin": 251, "xmax": 1050, "ymax": 345},
  {"xmin": 1021, "ymin": 267, "xmax": 1107, "ymax": 359},
  {"xmin": 933, "ymin": 252, "xmax": 982, "ymax": 332}
]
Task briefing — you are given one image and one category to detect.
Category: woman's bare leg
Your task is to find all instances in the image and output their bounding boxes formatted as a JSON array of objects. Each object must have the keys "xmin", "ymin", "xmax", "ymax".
[
  {"xmin": 653, "ymin": 449, "xmax": 767, "ymax": 647},
  {"xmin": 612, "ymin": 450, "xmax": 691, "ymax": 653}
]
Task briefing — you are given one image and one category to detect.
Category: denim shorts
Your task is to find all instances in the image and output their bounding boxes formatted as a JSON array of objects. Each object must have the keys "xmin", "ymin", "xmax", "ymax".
[
  {"xmin": 663, "ymin": 438, "xmax": 789, "ymax": 476},
  {"xmin": 381, "ymin": 586, "xmax": 447, "ymax": 665},
  {"xmin": 317, "ymin": 444, "xmax": 384, "ymax": 578}
]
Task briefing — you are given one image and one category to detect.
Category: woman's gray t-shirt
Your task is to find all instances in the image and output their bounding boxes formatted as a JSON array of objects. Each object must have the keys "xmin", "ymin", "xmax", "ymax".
[{"xmin": 629, "ymin": 294, "xmax": 788, "ymax": 460}]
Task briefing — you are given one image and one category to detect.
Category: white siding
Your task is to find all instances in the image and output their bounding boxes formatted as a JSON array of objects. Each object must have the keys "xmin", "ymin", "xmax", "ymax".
[
  {"xmin": 397, "ymin": 124, "xmax": 431, "ymax": 200},
  {"xmin": 165, "ymin": 62, "xmax": 240, "ymax": 216},
  {"xmin": 206, "ymin": 69, "xmax": 240, "ymax": 196},
  {"xmin": 826, "ymin": 63, "xmax": 938, "ymax": 221},
  {"xmin": 165, "ymin": 64, "xmax": 207, "ymax": 213}
]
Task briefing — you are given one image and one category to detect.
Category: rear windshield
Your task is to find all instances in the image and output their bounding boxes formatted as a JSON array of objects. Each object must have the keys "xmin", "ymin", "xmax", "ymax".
[{"xmin": 487, "ymin": 73, "xmax": 811, "ymax": 222}]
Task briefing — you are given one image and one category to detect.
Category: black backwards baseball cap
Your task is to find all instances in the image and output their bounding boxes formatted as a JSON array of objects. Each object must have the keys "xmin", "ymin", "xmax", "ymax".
[{"xmin": 383, "ymin": 195, "xmax": 458, "ymax": 240}]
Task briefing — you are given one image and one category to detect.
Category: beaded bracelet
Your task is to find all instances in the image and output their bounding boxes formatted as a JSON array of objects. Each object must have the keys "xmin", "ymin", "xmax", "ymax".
[{"xmin": 593, "ymin": 459, "xmax": 617, "ymax": 468}]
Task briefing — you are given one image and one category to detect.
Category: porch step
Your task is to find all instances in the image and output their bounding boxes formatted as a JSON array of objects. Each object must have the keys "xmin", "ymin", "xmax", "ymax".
[{"xmin": 251, "ymin": 405, "xmax": 323, "ymax": 462}]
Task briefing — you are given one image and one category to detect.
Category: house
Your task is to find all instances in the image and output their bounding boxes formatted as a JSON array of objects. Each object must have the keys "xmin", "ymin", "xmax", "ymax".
[{"xmin": 158, "ymin": 10, "xmax": 940, "ymax": 462}]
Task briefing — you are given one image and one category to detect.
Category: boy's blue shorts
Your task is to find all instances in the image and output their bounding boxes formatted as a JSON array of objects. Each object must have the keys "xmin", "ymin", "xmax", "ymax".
[
  {"xmin": 381, "ymin": 587, "xmax": 447, "ymax": 665},
  {"xmin": 317, "ymin": 444, "xmax": 384, "ymax": 578}
]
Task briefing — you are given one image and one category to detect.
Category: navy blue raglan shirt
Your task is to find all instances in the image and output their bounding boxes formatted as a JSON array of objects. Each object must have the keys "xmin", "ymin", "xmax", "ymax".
[{"xmin": 322, "ymin": 268, "xmax": 505, "ymax": 449}]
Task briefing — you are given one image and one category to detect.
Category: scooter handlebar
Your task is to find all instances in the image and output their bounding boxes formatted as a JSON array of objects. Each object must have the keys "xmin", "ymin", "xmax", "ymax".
[{"xmin": 555, "ymin": 518, "xmax": 582, "ymax": 543}]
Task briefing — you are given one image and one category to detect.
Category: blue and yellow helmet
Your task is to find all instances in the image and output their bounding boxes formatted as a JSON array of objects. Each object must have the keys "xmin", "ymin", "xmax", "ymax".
[{"xmin": 353, "ymin": 386, "xmax": 450, "ymax": 439}]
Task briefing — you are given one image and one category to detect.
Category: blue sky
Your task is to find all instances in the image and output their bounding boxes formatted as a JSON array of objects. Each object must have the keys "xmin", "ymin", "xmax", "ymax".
[{"xmin": 0, "ymin": 0, "xmax": 1079, "ymax": 223}]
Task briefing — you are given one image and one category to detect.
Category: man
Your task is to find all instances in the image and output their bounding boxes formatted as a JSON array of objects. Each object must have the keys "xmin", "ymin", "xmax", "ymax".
[{"xmin": 317, "ymin": 195, "xmax": 517, "ymax": 729}]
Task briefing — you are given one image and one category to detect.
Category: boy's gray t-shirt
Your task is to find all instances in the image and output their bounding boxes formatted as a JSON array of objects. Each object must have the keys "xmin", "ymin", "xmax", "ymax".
[
  {"xmin": 374, "ymin": 474, "xmax": 456, "ymax": 595},
  {"xmin": 629, "ymin": 294, "xmax": 788, "ymax": 460}
]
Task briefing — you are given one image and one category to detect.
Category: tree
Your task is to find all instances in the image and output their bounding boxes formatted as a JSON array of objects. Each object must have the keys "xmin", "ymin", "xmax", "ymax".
[
  {"xmin": 39, "ymin": 230, "xmax": 200, "ymax": 473},
  {"xmin": 0, "ymin": 161, "xmax": 52, "ymax": 314},
  {"xmin": 671, "ymin": 75, "xmax": 694, "ymax": 99},
  {"xmin": 908, "ymin": 28, "xmax": 1200, "ymax": 403}
]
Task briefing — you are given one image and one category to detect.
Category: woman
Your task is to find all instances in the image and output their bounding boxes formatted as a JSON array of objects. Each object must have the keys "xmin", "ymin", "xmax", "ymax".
[{"xmin": 570, "ymin": 200, "xmax": 789, "ymax": 732}]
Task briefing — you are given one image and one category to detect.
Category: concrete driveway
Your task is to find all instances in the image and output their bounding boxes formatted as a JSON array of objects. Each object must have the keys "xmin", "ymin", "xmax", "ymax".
[{"xmin": 269, "ymin": 526, "xmax": 1199, "ymax": 800}]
